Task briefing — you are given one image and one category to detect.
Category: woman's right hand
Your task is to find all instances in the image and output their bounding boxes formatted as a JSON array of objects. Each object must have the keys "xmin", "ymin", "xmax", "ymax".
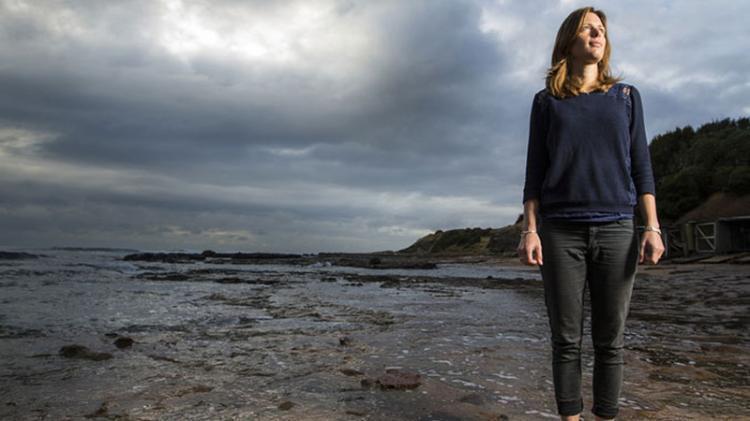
[{"xmin": 517, "ymin": 232, "xmax": 543, "ymax": 266}]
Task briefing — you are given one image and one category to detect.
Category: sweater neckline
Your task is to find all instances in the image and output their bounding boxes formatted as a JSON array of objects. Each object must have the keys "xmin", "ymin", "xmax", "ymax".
[
  {"xmin": 580, "ymin": 83, "xmax": 619, "ymax": 96},
  {"xmin": 541, "ymin": 83, "xmax": 624, "ymax": 100}
]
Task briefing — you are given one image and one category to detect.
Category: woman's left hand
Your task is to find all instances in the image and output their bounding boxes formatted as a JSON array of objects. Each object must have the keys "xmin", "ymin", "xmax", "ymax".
[{"xmin": 639, "ymin": 231, "xmax": 665, "ymax": 264}]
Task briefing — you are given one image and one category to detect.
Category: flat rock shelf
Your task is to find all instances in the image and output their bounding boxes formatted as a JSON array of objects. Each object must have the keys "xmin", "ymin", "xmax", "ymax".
[{"xmin": 0, "ymin": 249, "xmax": 748, "ymax": 420}]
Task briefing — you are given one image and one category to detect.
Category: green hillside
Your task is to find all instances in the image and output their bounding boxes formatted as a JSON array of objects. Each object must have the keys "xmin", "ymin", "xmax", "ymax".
[
  {"xmin": 397, "ymin": 225, "xmax": 522, "ymax": 256},
  {"xmin": 650, "ymin": 116, "xmax": 750, "ymax": 220}
]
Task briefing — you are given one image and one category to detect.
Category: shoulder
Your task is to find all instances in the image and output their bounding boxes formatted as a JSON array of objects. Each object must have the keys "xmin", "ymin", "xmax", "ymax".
[
  {"xmin": 608, "ymin": 81, "xmax": 629, "ymax": 96},
  {"xmin": 619, "ymin": 82, "xmax": 642, "ymax": 98},
  {"xmin": 533, "ymin": 88, "xmax": 550, "ymax": 104},
  {"xmin": 531, "ymin": 88, "xmax": 551, "ymax": 118}
]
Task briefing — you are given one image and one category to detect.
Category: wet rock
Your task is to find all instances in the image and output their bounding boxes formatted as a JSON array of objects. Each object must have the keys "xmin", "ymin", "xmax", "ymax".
[
  {"xmin": 113, "ymin": 337, "xmax": 134, "ymax": 349},
  {"xmin": 122, "ymin": 323, "xmax": 189, "ymax": 333},
  {"xmin": 214, "ymin": 277, "xmax": 243, "ymax": 284},
  {"xmin": 135, "ymin": 272, "xmax": 190, "ymax": 281},
  {"xmin": 421, "ymin": 412, "xmax": 467, "ymax": 421},
  {"xmin": 84, "ymin": 401, "xmax": 108, "ymax": 418},
  {"xmin": 123, "ymin": 251, "xmax": 303, "ymax": 263},
  {"xmin": 124, "ymin": 252, "xmax": 205, "ymax": 263},
  {"xmin": 373, "ymin": 368, "xmax": 421, "ymax": 390},
  {"xmin": 278, "ymin": 400, "xmax": 295, "ymax": 410},
  {"xmin": 363, "ymin": 310, "xmax": 396, "ymax": 326},
  {"xmin": 318, "ymin": 253, "xmax": 440, "ymax": 269},
  {"xmin": 340, "ymin": 367, "xmax": 364, "ymax": 376},
  {"xmin": 135, "ymin": 270, "xmax": 285, "ymax": 285},
  {"xmin": 345, "ymin": 409, "xmax": 368, "ymax": 416},
  {"xmin": 379, "ymin": 278, "xmax": 402, "ymax": 288},
  {"xmin": 267, "ymin": 306, "xmax": 323, "ymax": 320},
  {"xmin": 457, "ymin": 393, "xmax": 484, "ymax": 405},
  {"xmin": 174, "ymin": 384, "xmax": 213, "ymax": 397},
  {"xmin": 250, "ymin": 277, "xmax": 283, "ymax": 285},
  {"xmin": 0, "ymin": 325, "xmax": 45, "ymax": 339},
  {"xmin": 206, "ymin": 293, "xmax": 228, "ymax": 300},
  {"xmin": 58, "ymin": 344, "xmax": 113, "ymax": 361},
  {"xmin": 236, "ymin": 367, "xmax": 276, "ymax": 377},
  {"xmin": 146, "ymin": 354, "xmax": 180, "ymax": 363},
  {"xmin": 225, "ymin": 252, "xmax": 303, "ymax": 259},
  {"xmin": 0, "ymin": 251, "xmax": 39, "ymax": 260},
  {"xmin": 486, "ymin": 415, "xmax": 510, "ymax": 421}
]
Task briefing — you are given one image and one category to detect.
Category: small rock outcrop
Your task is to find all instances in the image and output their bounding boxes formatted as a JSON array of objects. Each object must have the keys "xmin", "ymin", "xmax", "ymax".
[{"xmin": 58, "ymin": 344, "xmax": 113, "ymax": 361}]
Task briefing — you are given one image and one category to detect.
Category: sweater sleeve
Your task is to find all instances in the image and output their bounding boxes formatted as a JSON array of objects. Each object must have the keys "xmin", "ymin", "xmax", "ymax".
[
  {"xmin": 522, "ymin": 91, "xmax": 550, "ymax": 204},
  {"xmin": 629, "ymin": 85, "xmax": 656, "ymax": 197}
]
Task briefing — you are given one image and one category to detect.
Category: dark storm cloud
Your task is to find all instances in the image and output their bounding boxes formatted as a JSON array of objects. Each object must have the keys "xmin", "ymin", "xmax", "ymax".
[
  {"xmin": 1, "ymin": 0, "xmax": 506, "ymax": 172},
  {"xmin": 1, "ymin": 0, "xmax": 748, "ymax": 251}
]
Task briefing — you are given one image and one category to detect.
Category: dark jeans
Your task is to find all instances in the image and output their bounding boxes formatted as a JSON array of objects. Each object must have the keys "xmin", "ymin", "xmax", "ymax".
[{"xmin": 538, "ymin": 217, "xmax": 639, "ymax": 419}]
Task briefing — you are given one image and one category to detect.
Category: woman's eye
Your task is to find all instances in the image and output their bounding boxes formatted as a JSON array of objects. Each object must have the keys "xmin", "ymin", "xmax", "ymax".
[{"xmin": 583, "ymin": 25, "xmax": 605, "ymax": 34}]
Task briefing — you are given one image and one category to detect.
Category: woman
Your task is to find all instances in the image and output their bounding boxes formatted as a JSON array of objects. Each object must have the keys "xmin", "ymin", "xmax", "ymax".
[{"xmin": 516, "ymin": 6, "xmax": 665, "ymax": 421}]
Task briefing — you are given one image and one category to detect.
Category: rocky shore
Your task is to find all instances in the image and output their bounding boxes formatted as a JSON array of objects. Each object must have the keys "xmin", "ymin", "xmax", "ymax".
[
  {"xmin": 0, "ymin": 250, "xmax": 748, "ymax": 420},
  {"xmin": 122, "ymin": 250, "xmax": 454, "ymax": 269},
  {"xmin": 122, "ymin": 249, "xmax": 750, "ymax": 268}
]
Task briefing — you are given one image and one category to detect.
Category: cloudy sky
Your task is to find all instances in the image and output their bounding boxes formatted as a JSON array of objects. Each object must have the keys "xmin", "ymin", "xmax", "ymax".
[{"xmin": 1, "ymin": 0, "xmax": 748, "ymax": 253}]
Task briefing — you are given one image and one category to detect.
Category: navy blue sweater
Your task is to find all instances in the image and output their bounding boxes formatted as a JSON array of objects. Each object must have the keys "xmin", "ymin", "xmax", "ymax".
[{"xmin": 522, "ymin": 82, "xmax": 656, "ymax": 220}]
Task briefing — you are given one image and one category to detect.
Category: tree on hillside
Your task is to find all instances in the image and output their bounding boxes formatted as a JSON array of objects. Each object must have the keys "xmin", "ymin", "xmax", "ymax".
[{"xmin": 649, "ymin": 116, "xmax": 750, "ymax": 220}]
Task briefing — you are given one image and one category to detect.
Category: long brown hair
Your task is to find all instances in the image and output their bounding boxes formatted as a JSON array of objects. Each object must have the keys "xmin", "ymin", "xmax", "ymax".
[{"xmin": 545, "ymin": 6, "xmax": 623, "ymax": 98}]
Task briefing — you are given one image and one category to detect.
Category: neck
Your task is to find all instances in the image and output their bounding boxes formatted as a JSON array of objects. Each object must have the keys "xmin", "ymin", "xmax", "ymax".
[{"xmin": 568, "ymin": 59, "xmax": 600, "ymax": 90}]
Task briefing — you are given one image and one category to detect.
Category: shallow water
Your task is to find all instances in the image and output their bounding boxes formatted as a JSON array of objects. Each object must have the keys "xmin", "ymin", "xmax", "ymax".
[{"xmin": 0, "ymin": 249, "xmax": 748, "ymax": 420}]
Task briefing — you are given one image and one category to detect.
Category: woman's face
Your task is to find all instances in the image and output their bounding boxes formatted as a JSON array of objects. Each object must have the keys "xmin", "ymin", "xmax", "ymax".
[{"xmin": 569, "ymin": 12, "xmax": 606, "ymax": 64}]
